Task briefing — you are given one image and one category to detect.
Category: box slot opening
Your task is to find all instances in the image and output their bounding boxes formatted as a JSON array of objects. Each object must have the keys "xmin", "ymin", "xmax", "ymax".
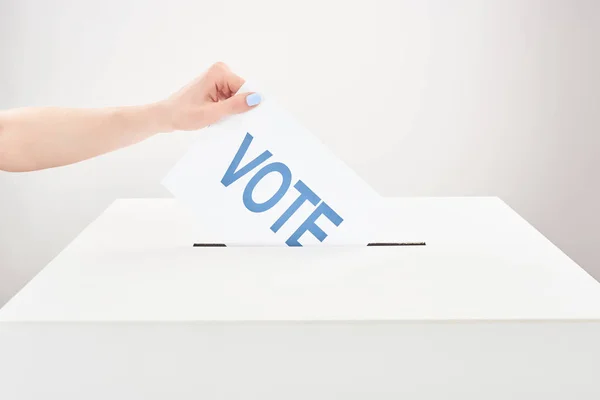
[{"xmin": 193, "ymin": 242, "xmax": 426, "ymax": 247}]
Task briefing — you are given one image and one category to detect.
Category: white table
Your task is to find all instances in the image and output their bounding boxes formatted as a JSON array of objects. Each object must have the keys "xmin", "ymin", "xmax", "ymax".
[{"xmin": 1, "ymin": 198, "xmax": 600, "ymax": 399}]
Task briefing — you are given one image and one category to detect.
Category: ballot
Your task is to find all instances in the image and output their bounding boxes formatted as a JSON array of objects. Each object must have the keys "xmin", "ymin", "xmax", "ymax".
[{"xmin": 162, "ymin": 83, "xmax": 387, "ymax": 246}]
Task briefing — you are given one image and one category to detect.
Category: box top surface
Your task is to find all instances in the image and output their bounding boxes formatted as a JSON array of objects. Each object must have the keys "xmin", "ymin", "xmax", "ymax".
[{"xmin": 2, "ymin": 197, "xmax": 600, "ymax": 322}]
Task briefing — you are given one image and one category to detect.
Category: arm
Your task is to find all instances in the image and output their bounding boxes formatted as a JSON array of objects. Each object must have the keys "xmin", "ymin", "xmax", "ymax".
[
  {"xmin": 0, "ymin": 104, "xmax": 171, "ymax": 172},
  {"xmin": 0, "ymin": 62, "xmax": 261, "ymax": 172}
]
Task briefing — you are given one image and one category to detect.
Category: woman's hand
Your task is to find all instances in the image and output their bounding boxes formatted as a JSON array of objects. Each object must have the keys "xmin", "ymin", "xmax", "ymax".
[
  {"xmin": 163, "ymin": 62, "xmax": 261, "ymax": 131},
  {"xmin": 0, "ymin": 62, "xmax": 260, "ymax": 172}
]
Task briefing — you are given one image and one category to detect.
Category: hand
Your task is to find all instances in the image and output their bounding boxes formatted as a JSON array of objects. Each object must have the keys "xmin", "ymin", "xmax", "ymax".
[
  {"xmin": 0, "ymin": 62, "xmax": 261, "ymax": 172},
  {"xmin": 161, "ymin": 62, "xmax": 261, "ymax": 132}
]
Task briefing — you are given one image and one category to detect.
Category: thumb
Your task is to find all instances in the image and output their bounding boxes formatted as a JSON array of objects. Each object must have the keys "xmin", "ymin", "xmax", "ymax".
[{"xmin": 212, "ymin": 92, "xmax": 262, "ymax": 119}]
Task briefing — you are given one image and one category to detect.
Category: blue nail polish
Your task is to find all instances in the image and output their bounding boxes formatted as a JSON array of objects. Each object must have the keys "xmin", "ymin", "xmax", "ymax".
[{"xmin": 246, "ymin": 93, "xmax": 262, "ymax": 107}]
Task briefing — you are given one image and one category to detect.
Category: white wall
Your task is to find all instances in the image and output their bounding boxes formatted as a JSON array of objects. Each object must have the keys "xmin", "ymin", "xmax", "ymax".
[{"xmin": 1, "ymin": 0, "xmax": 599, "ymax": 305}]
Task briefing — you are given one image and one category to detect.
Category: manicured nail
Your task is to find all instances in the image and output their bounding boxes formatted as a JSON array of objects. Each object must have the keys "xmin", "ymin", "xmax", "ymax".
[{"xmin": 246, "ymin": 93, "xmax": 262, "ymax": 107}]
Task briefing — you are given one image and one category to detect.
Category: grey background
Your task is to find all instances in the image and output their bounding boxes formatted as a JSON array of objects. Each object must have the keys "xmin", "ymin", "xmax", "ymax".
[{"xmin": 0, "ymin": 0, "xmax": 598, "ymax": 306}]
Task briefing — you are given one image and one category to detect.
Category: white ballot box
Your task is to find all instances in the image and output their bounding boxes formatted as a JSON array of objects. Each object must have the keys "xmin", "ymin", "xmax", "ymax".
[{"xmin": 1, "ymin": 198, "xmax": 600, "ymax": 399}]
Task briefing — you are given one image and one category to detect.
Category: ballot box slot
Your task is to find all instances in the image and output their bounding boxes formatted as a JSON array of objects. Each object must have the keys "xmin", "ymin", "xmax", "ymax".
[
  {"xmin": 367, "ymin": 242, "xmax": 426, "ymax": 246},
  {"xmin": 192, "ymin": 242, "xmax": 426, "ymax": 247}
]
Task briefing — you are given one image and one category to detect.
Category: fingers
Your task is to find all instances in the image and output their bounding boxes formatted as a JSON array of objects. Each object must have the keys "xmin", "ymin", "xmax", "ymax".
[
  {"xmin": 208, "ymin": 62, "xmax": 245, "ymax": 96},
  {"xmin": 225, "ymin": 71, "xmax": 245, "ymax": 95},
  {"xmin": 210, "ymin": 92, "xmax": 262, "ymax": 119},
  {"xmin": 197, "ymin": 62, "xmax": 258, "ymax": 125}
]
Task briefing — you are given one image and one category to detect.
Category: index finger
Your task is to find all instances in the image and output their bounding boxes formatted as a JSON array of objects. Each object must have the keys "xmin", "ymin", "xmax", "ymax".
[{"xmin": 224, "ymin": 69, "xmax": 245, "ymax": 94}]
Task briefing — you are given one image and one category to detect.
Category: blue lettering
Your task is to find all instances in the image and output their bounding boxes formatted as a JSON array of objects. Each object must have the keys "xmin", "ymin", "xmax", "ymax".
[
  {"xmin": 270, "ymin": 180, "xmax": 320, "ymax": 233},
  {"xmin": 286, "ymin": 202, "xmax": 343, "ymax": 246},
  {"xmin": 221, "ymin": 133, "xmax": 272, "ymax": 187},
  {"xmin": 243, "ymin": 162, "xmax": 292, "ymax": 213},
  {"xmin": 222, "ymin": 132, "xmax": 344, "ymax": 243}
]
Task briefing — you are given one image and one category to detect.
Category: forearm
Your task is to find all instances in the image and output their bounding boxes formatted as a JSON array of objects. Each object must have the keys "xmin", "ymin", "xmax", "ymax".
[
  {"xmin": 0, "ymin": 63, "xmax": 257, "ymax": 172},
  {"xmin": 0, "ymin": 103, "xmax": 172, "ymax": 172}
]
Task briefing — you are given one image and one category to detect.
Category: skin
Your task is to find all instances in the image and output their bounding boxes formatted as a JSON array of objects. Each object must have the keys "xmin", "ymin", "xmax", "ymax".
[{"xmin": 0, "ymin": 62, "xmax": 258, "ymax": 172}]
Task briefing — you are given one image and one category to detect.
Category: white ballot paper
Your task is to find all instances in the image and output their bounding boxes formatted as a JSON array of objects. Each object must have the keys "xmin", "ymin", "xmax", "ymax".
[{"xmin": 162, "ymin": 83, "xmax": 382, "ymax": 246}]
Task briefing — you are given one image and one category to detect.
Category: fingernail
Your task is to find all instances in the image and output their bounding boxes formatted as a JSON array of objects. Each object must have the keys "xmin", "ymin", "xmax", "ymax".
[{"xmin": 246, "ymin": 93, "xmax": 262, "ymax": 107}]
